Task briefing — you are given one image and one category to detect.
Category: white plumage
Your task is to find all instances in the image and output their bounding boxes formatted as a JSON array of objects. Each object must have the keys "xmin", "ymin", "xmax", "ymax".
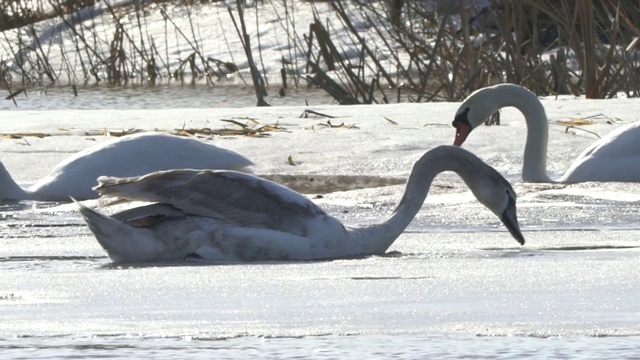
[
  {"xmin": 452, "ymin": 83, "xmax": 640, "ymax": 183},
  {"xmin": 1, "ymin": 132, "xmax": 253, "ymax": 201}
]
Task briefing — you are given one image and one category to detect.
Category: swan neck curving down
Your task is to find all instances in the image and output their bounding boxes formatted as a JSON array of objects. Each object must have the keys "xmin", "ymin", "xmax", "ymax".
[
  {"xmin": 0, "ymin": 161, "xmax": 30, "ymax": 201},
  {"xmin": 350, "ymin": 145, "xmax": 509, "ymax": 254},
  {"xmin": 491, "ymin": 85, "xmax": 552, "ymax": 182},
  {"xmin": 506, "ymin": 86, "xmax": 551, "ymax": 182}
]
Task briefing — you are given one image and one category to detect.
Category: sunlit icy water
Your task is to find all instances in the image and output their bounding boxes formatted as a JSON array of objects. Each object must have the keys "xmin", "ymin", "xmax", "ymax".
[
  {"xmin": 2, "ymin": 179, "xmax": 640, "ymax": 358},
  {"xmin": 2, "ymin": 334, "xmax": 639, "ymax": 359},
  {"xmin": 0, "ymin": 83, "xmax": 337, "ymax": 110},
  {"xmin": 2, "ymin": 85, "xmax": 640, "ymax": 357}
]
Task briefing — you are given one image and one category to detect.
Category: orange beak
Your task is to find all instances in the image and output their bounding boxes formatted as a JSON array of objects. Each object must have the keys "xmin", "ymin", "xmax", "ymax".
[{"xmin": 453, "ymin": 123, "xmax": 471, "ymax": 146}]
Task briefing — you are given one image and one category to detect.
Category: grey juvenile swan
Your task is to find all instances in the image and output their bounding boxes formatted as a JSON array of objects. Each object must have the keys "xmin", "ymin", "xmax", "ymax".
[{"xmin": 77, "ymin": 145, "xmax": 525, "ymax": 263}]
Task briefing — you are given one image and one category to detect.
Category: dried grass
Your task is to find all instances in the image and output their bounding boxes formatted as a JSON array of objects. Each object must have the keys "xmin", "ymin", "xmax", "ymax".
[{"xmin": 0, "ymin": 118, "xmax": 287, "ymax": 139}]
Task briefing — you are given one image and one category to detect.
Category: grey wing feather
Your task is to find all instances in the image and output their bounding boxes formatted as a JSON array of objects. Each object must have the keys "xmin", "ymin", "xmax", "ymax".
[
  {"xmin": 93, "ymin": 170, "xmax": 328, "ymax": 234},
  {"xmin": 111, "ymin": 203, "xmax": 186, "ymax": 223}
]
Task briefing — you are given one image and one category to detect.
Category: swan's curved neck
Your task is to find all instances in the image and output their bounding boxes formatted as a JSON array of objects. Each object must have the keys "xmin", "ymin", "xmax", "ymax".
[
  {"xmin": 351, "ymin": 147, "xmax": 479, "ymax": 254},
  {"xmin": 0, "ymin": 162, "xmax": 30, "ymax": 201},
  {"xmin": 496, "ymin": 85, "xmax": 551, "ymax": 182}
]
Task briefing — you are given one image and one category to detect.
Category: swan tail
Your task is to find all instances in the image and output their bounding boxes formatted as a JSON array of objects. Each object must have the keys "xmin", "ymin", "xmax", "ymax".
[
  {"xmin": 0, "ymin": 161, "xmax": 30, "ymax": 200},
  {"xmin": 74, "ymin": 198, "xmax": 160, "ymax": 263}
]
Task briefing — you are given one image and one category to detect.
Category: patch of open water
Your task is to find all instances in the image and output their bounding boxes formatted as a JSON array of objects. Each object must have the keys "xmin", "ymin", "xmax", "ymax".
[
  {"xmin": 1, "ymin": 83, "xmax": 337, "ymax": 111},
  {"xmin": 1, "ymin": 334, "xmax": 639, "ymax": 359}
]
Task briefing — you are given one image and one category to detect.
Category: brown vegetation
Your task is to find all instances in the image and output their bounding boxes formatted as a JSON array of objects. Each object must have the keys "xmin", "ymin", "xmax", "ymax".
[
  {"xmin": 322, "ymin": 0, "xmax": 640, "ymax": 101},
  {"xmin": 1, "ymin": 0, "xmax": 639, "ymax": 104}
]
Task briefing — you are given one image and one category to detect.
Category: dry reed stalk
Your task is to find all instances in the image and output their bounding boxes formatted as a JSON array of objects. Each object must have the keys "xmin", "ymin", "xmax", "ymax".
[
  {"xmin": 254, "ymin": 5, "xmax": 268, "ymax": 88},
  {"xmin": 578, "ymin": 0, "xmax": 598, "ymax": 98},
  {"xmin": 3, "ymin": 0, "xmax": 640, "ymax": 100},
  {"xmin": 266, "ymin": 0, "xmax": 305, "ymax": 88},
  {"xmin": 229, "ymin": 0, "xmax": 269, "ymax": 106},
  {"xmin": 329, "ymin": 1, "xmax": 395, "ymax": 87}
]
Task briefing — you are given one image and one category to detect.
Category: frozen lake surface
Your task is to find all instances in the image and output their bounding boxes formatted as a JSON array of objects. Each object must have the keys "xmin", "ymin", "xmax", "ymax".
[
  {"xmin": 2, "ymin": 98, "xmax": 640, "ymax": 357},
  {"xmin": 2, "ymin": 0, "xmax": 640, "ymax": 356},
  {"xmin": 1, "ymin": 199, "xmax": 640, "ymax": 358}
]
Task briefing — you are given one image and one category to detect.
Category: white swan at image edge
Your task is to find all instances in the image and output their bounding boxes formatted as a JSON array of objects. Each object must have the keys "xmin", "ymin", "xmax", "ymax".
[
  {"xmin": 451, "ymin": 83, "xmax": 640, "ymax": 183},
  {"xmin": 76, "ymin": 145, "xmax": 525, "ymax": 264},
  {"xmin": 0, "ymin": 132, "xmax": 253, "ymax": 201}
]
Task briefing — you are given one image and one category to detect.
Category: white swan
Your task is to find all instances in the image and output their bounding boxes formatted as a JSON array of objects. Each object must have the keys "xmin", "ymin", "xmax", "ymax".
[
  {"xmin": 452, "ymin": 83, "xmax": 640, "ymax": 183},
  {"xmin": 1, "ymin": 132, "xmax": 253, "ymax": 201},
  {"xmin": 76, "ymin": 145, "xmax": 525, "ymax": 263}
]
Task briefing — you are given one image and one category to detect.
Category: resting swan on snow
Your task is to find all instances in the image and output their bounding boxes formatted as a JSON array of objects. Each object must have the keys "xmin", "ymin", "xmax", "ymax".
[
  {"xmin": 0, "ymin": 132, "xmax": 253, "ymax": 201},
  {"xmin": 452, "ymin": 83, "xmax": 640, "ymax": 183},
  {"xmin": 77, "ymin": 145, "xmax": 525, "ymax": 264}
]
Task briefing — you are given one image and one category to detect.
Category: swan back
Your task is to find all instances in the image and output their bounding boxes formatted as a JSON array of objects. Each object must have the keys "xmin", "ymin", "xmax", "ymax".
[
  {"xmin": 27, "ymin": 132, "xmax": 253, "ymax": 200},
  {"xmin": 561, "ymin": 121, "xmax": 640, "ymax": 182},
  {"xmin": 93, "ymin": 169, "xmax": 337, "ymax": 237}
]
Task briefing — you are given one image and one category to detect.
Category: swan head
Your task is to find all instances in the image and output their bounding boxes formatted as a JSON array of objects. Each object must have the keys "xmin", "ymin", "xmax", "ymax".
[
  {"xmin": 490, "ymin": 186, "xmax": 524, "ymax": 245},
  {"xmin": 452, "ymin": 87, "xmax": 501, "ymax": 146},
  {"xmin": 463, "ymin": 166, "xmax": 525, "ymax": 245}
]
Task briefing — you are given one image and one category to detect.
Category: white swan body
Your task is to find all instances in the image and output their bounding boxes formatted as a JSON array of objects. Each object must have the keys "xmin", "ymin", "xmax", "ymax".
[
  {"xmin": 1, "ymin": 132, "xmax": 253, "ymax": 201},
  {"xmin": 77, "ymin": 145, "xmax": 525, "ymax": 264},
  {"xmin": 452, "ymin": 83, "xmax": 640, "ymax": 183},
  {"xmin": 560, "ymin": 121, "xmax": 640, "ymax": 182}
]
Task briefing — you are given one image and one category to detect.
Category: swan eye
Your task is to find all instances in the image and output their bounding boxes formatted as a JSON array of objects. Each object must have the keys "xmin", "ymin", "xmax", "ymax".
[
  {"xmin": 453, "ymin": 107, "xmax": 471, "ymax": 128},
  {"xmin": 505, "ymin": 189, "xmax": 516, "ymax": 208}
]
